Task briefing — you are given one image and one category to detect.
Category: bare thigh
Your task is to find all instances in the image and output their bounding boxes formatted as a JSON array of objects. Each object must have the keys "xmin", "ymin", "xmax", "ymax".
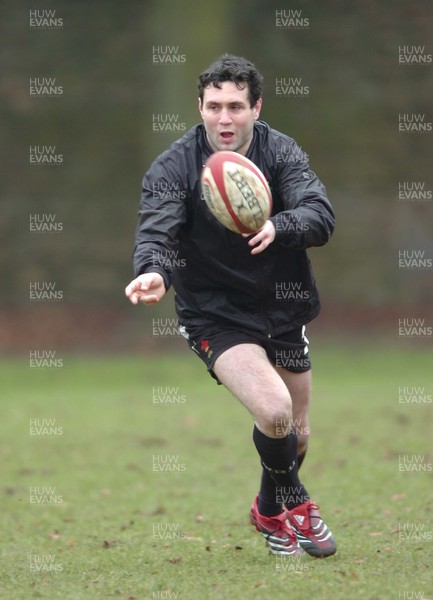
[{"xmin": 213, "ymin": 343, "xmax": 294, "ymax": 438}]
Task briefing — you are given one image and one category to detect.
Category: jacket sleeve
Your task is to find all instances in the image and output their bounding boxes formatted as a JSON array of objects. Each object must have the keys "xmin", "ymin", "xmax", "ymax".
[
  {"xmin": 133, "ymin": 158, "xmax": 187, "ymax": 290},
  {"xmin": 270, "ymin": 139, "xmax": 335, "ymax": 249}
]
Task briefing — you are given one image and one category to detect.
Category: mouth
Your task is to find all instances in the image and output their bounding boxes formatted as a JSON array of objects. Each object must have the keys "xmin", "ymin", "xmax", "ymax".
[{"xmin": 219, "ymin": 131, "xmax": 235, "ymax": 142}]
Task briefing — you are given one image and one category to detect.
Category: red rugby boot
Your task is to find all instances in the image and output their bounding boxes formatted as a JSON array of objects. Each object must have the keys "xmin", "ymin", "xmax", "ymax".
[
  {"xmin": 286, "ymin": 500, "xmax": 337, "ymax": 558},
  {"xmin": 250, "ymin": 496, "xmax": 303, "ymax": 556}
]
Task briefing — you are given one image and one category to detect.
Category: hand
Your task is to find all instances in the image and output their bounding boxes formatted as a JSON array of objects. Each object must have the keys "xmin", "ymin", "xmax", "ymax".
[
  {"xmin": 125, "ymin": 272, "xmax": 166, "ymax": 305},
  {"xmin": 242, "ymin": 220, "xmax": 276, "ymax": 255}
]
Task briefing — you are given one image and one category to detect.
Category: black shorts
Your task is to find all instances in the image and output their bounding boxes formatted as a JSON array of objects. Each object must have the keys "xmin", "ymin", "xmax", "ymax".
[{"xmin": 178, "ymin": 321, "xmax": 311, "ymax": 384}]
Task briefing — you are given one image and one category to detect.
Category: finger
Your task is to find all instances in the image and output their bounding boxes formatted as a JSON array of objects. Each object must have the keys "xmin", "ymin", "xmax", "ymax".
[
  {"xmin": 139, "ymin": 293, "xmax": 159, "ymax": 304},
  {"xmin": 125, "ymin": 279, "xmax": 144, "ymax": 296},
  {"xmin": 248, "ymin": 233, "xmax": 263, "ymax": 246},
  {"xmin": 127, "ymin": 291, "xmax": 139, "ymax": 305},
  {"xmin": 250, "ymin": 239, "xmax": 268, "ymax": 255},
  {"xmin": 125, "ymin": 282, "xmax": 135, "ymax": 297}
]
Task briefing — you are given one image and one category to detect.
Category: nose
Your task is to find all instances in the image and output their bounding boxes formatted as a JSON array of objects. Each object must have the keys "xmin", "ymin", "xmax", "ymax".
[{"xmin": 219, "ymin": 108, "xmax": 232, "ymax": 126}]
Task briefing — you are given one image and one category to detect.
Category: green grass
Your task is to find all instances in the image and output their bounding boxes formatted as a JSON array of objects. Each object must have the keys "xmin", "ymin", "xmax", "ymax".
[{"xmin": 0, "ymin": 344, "xmax": 432, "ymax": 599}]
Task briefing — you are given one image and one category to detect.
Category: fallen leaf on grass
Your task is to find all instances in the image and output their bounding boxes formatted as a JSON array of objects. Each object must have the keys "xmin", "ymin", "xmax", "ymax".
[
  {"xmin": 368, "ymin": 532, "xmax": 383, "ymax": 537},
  {"xmin": 195, "ymin": 437, "xmax": 222, "ymax": 447},
  {"xmin": 167, "ymin": 556, "xmax": 182, "ymax": 564},
  {"xmin": 138, "ymin": 437, "xmax": 167, "ymax": 447},
  {"xmin": 181, "ymin": 415, "xmax": 198, "ymax": 428},
  {"xmin": 195, "ymin": 514, "xmax": 204, "ymax": 522},
  {"xmin": 353, "ymin": 558, "xmax": 365, "ymax": 564},
  {"xmin": 348, "ymin": 434, "xmax": 360, "ymax": 445},
  {"xmin": 125, "ymin": 463, "xmax": 141, "ymax": 471},
  {"xmin": 49, "ymin": 530, "xmax": 60, "ymax": 540},
  {"xmin": 150, "ymin": 505, "xmax": 166, "ymax": 516},
  {"xmin": 395, "ymin": 414, "xmax": 409, "ymax": 425},
  {"xmin": 102, "ymin": 540, "xmax": 116, "ymax": 549},
  {"xmin": 17, "ymin": 468, "xmax": 35, "ymax": 476},
  {"xmin": 391, "ymin": 493, "xmax": 405, "ymax": 501},
  {"xmin": 182, "ymin": 535, "xmax": 202, "ymax": 541}
]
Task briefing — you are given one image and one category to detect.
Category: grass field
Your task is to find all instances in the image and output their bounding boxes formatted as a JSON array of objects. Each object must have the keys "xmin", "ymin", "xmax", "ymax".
[{"xmin": 0, "ymin": 343, "xmax": 432, "ymax": 600}]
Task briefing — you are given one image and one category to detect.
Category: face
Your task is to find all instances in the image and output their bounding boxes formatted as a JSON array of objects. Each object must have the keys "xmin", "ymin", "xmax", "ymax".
[{"xmin": 198, "ymin": 81, "xmax": 262, "ymax": 155}]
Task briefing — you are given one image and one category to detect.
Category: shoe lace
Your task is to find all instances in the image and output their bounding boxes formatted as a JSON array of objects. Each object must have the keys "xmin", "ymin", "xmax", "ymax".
[
  {"xmin": 291, "ymin": 501, "xmax": 320, "ymax": 534},
  {"xmin": 269, "ymin": 512, "xmax": 297, "ymax": 542}
]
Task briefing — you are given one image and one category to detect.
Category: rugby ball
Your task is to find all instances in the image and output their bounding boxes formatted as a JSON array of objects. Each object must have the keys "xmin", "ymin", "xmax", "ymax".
[{"xmin": 201, "ymin": 151, "xmax": 272, "ymax": 234}]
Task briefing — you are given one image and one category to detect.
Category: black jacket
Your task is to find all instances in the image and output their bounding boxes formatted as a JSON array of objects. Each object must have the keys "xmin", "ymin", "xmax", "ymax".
[{"xmin": 133, "ymin": 121, "xmax": 335, "ymax": 336}]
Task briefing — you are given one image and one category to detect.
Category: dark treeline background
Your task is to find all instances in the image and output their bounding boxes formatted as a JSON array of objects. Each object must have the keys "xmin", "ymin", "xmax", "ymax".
[{"xmin": 1, "ymin": 0, "xmax": 432, "ymax": 350}]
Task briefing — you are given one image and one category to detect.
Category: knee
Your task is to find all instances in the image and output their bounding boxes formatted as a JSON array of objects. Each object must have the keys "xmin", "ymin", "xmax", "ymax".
[{"xmin": 257, "ymin": 398, "xmax": 293, "ymax": 438}]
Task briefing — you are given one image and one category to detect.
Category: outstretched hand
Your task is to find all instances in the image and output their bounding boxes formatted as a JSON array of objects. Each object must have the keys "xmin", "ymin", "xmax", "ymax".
[{"xmin": 125, "ymin": 272, "xmax": 166, "ymax": 305}]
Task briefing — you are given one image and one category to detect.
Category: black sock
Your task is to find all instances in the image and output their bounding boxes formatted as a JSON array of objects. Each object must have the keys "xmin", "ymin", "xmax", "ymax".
[
  {"xmin": 253, "ymin": 425, "xmax": 309, "ymax": 512},
  {"xmin": 256, "ymin": 447, "xmax": 309, "ymax": 515},
  {"xmin": 297, "ymin": 448, "xmax": 307, "ymax": 470},
  {"xmin": 257, "ymin": 467, "xmax": 281, "ymax": 516}
]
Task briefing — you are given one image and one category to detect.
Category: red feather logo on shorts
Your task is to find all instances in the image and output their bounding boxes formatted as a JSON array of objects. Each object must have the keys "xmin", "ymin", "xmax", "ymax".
[{"xmin": 200, "ymin": 339, "xmax": 213, "ymax": 359}]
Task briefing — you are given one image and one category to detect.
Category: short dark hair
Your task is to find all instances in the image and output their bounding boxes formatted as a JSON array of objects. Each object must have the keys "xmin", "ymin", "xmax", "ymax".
[{"xmin": 198, "ymin": 54, "xmax": 263, "ymax": 108}]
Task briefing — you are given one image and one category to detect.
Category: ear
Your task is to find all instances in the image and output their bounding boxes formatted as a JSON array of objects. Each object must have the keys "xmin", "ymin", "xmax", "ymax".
[
  {"xmin": 253, "ymin": 97, "xmax": 262, "ymax": 120},
  {"xmin": 198, "ymin": 97, "xmax": 204, "ymax": 118}
]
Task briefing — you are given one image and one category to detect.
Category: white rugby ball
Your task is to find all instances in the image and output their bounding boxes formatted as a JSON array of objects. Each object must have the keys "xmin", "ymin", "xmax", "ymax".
[{"xmin": 201, "ymin": 151, "xmax": 272, "ymax": 234}]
